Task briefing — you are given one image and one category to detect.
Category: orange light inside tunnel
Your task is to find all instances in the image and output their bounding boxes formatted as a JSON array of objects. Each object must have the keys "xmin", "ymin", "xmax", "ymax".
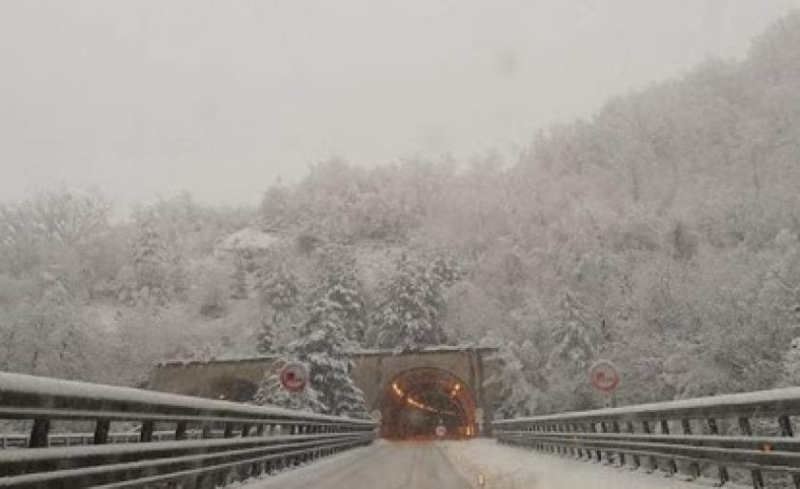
[
  {"xmin": 406, "ymin": 396, "xmax": 439, "ymax": 414},
  {"xmin": 392, "ymin": 382, "xmax": 404, "ymax": 398},
  {"xmin": 379, "ymin": 368, "xmax": 477, "ymax": 440}
]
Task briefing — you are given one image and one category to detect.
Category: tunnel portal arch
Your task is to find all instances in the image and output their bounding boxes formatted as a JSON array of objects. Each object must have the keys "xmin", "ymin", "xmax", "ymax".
[{"xmin": 376, "ymin": 367, "xmax": 477, "ymax": 439}]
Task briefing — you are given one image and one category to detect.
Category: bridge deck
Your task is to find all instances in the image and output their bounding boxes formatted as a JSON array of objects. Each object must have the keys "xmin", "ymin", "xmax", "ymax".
[{"xmin": 242, "ymin": 439, "xmax": 706, "ymax": 489}]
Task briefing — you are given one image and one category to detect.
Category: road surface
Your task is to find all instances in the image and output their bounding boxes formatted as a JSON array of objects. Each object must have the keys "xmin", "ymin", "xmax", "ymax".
[
  {"xmin": 244, "ymin": 441, "xmax": 471, "ymax": 489},
  {"xmin": 243, "ymin": 439, "xmax": 706, "ymax": 489}
]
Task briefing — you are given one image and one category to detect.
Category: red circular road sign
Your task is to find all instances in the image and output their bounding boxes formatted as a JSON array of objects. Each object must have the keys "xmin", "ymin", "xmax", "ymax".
[
  {"xmin": 280, "ymin": 363, "xmax": 309, "ymax": 393},
  {"xmin": 435, "ymin": 425, "xmax": 447, "ymax": 438},
  {"xmin": 589, "ymin": 360, "xmax": 620, "ymax": 394}
]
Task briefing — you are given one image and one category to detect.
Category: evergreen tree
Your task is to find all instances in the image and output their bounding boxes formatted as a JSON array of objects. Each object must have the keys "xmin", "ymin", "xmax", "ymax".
[
  {"xmin": 490, "ymin": 343, "xmax": 539, "ymax": 419},
  {"xmin": 315, "ymin": 246, "xmax": 367, "ymax": 344},
  {"xmin": 260, "ymin": 182, "xmax": 293, "ymax": 230},
  {"xmin": 548, "ymin": 291, "xmax": 596, "ymax": 367},
  {"xmin": 294, "ymin": 297, "xmax": 367, "ymax": 416},
  {"xmin": 230, "ymin": 255, "xmax": 249, "ymax": 300},
  {"xmin": 326, "ymin": 277, "xmax": 366, "ymax": 343},
  {"xmin": 256, "ymin": 317, "xmax": 275, "ymax": 354},
  {"xmin": 253, "ymin": 297, "xmax": 367, "ymax": 417},
  {"xmin": 127, "ymin": 213, "xmax": 184, "ymax": 306},
  {"xmin": 372, "ymin": 255, "xmax": 453, "ymax": 351},
  {"xmin": 255, "ymin": 260, "xmax": 300, "ymax": 354},
  {"xmin": 257, "ymin": 262, "xmax": 300, "ymax": 318}
]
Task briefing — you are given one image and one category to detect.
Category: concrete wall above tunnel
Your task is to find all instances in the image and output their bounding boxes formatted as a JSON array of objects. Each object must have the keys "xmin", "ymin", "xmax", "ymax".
[
  {"xmin": 148, "ymin": 356, "xmax": 279, "ymax": 402},
  {"xmin": 148, "ymin": 347, "xmax": 503, "ymax": 435}
]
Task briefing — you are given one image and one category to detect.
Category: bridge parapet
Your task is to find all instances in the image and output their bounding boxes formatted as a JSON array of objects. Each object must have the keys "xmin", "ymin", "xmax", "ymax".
[
  {"xmin": 494, "ymin": 387, "xmax": 800, "ymax": 489},
  {"xmin": 0, "ymin": 372, "xmax": 376, "ymax": 488}
]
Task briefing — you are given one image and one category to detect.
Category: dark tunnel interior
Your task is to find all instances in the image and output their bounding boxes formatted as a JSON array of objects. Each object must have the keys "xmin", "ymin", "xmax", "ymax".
[{"xmin": 377, "ymin": 368, "xmax": 477, "ymax": 440}]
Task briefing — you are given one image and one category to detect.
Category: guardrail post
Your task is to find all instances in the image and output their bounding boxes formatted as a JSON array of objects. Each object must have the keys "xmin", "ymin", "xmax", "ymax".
[
  {"xmin": 738, "ymin": 416, "xmax": 764, "ymax": 489},
  {"xmin": 175, "ymin": 421, "xmax": 188, "ymax": 441},
  {"xmin": 223, "ymin": 422, "xmax": 234, "ymax": 438},
  {"xmin": 574, "ymin": 424, "xmax": 585, "ymax": 459},
  {"xmin": 590, "ymin": 422, "xmax": 601, "ymax": 462},
  {"xmin": 554, "ymin": 424, "xmax": 562, "ymax": 455},
  {"xmin": 659, "ymin": 420, "xmax": 677, "ymax": 475},
  {"xmin": 140, "ymin": 421, "xmax": 154, "ymax": 442},
  {"xmin": 94, "ymin": 420, "xmax": 111, "ymax": 445},
  {"xmin": 642, "ymin": 420, "xmax": 657, "ymax": 472},
  {"xmin": 779, "ymin": 415, "xmax": 794, "ymax": 437},
  {"xmin": 600, "ymin": 422, "xmax": 613, "ymax": 464},
  {"xmin": 707, "ymin": 418, "xmax": 729, "ymax": 485},
  {"xmin": 625, "ymin": 421, "xmax": 640, "ymax": 469},
  {"xmin": 611, "ymin": 421, "xmax": 625, "ymax": 467},
  {"xmin": 681, "ymin": 419, "xmax": 699, "ymax": 479},
  {"xmin": 29, "ymin": 418, "xmax": 50, "ymax": 447},
  {"xmin": 564, "ymin": 423, "xmax": 574, "ymax": 458}
]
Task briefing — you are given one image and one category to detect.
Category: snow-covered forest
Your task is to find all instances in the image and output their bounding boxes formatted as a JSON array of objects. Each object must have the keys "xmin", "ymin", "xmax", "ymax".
[{"xmin": 2, "ymin": 13, "xmax": 800, "ymax": 417}]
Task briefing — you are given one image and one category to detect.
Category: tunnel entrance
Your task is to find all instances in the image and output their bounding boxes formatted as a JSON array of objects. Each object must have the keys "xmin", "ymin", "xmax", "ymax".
[{"xmin": 376, "ymin": 368, "xmax": 477, "ymax": 440}]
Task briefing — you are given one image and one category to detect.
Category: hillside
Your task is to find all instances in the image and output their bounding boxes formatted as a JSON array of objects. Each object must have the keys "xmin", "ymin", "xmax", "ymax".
[{"xmin": 1, "ymin": 12, "xmax": 799, "ymax": 415}]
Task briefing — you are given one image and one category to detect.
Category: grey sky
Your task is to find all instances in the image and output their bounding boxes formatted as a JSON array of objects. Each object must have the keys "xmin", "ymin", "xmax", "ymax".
[{"xmin": 1, "ymin": 0, "xmax": 798, "ymax": 210}]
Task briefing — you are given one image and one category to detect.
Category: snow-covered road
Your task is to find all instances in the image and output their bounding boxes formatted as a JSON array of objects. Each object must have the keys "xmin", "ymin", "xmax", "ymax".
[
  {"xmin": 239, "ymin": 440, "xmax": 469, "ymax": 489},
  {"xmin": 239, "ymin": 439, "xmax": 708, "ymax": 489}
]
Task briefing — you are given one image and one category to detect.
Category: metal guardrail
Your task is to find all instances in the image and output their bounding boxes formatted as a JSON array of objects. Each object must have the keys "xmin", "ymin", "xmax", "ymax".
[
  {"xmin": 493, "ymin": 387, "xmax": 800, "ymax": 489},
  {"xmin": 0, "ymin": 372, "xmax": 377, "ymax": 488},
  {"xmin": 0, "ymin": 430, "xmax": 230, "ymax": 449}
]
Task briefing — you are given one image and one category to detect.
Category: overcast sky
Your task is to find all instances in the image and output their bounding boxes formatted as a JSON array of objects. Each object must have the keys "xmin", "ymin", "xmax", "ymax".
[{"xmin": 1, "ymin": 0, "xmax": 798, "ymax": 209}]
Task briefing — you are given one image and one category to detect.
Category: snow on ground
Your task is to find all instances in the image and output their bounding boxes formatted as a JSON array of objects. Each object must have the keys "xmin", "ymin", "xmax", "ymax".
[
  {"xmin": 440, "ymin": 439, "xmax": 741, "ymax": 489},
  {"xmin": 230, "ymin": 444, "xmax": 376, "ymax": 488},
  {"xmin": 234, "ymin": 438, "xmax": 752, "ymax": 489}
]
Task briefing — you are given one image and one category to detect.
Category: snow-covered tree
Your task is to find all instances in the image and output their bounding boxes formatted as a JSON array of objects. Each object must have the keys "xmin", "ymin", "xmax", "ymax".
[
  {"xmin": 548, "ymin": 291, "xmax": 596, "ymax": 367},
  {"xmin": 255, "ymin": 260, "xmax": 300, "ymax": 353},
  {"xmin": 297, "ymin": 298, "xmax": 366, "ymax": 416},
  {"xmin": 253, "ymin": 359, "xmax": 325, "ymax": 412},
  {"xmin": 490, "ymin": 343, "xmax": 540, "ymax": 419},
  {"xmin": 314, "ymin": 246, "xmax": 368, "ymax": 344},
  {"xmin": 254, "ymin": 296, "xmax": 367, "ymax": 417},
  {"xmin": 257, "ymin": 261, "xmax": 300, "ymax": 319},
  {"xmin": 778, "ymin": 337, "xmax": 800, "ymax": 387},
  {"xmin": 123, "ymin": 213, "xmax": 186, "ymax": 306},
  {"xmin": 257, "ymin": 318, "xmax": 276, "ymax": 354},
  {"xmin": 230, "ymin": 255, "xmax": 249, "ymax": 300},
  {"xmin": 1, "ymin": 279, "xmax": 107, "ymax": 381},
  {"xmin": 190, "ymin": 258, "xmax": 232, "ymax": 318},
  {"xmin": 371, "ymin": 255, "xmax": 456, "ymax": 351}
]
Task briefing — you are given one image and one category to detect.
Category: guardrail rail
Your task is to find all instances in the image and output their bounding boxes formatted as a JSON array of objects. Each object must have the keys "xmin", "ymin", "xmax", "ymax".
[
  {"xmin": 493, "ymin": 387, "xmax": 800, "ymax": 489},
  {"xmin": 0, "ymin": 372, "xmax": 376, "ymax": 488}
]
